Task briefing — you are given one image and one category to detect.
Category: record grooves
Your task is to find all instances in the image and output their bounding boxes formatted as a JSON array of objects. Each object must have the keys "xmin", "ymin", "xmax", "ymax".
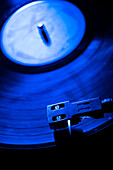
[{"xmin": 0, "ymin": 0, "xmax": 113, "ymax": 150}]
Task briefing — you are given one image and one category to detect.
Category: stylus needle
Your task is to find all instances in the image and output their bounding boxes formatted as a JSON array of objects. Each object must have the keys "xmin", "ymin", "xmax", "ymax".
[{"xmin": 37, "ymin": 23, "xmax": 51, "ymax": 45}]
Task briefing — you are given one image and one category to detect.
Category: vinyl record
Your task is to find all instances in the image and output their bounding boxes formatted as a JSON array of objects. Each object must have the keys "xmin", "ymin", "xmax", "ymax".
[{"xmin": 0, "ymin": 0, "xmax": 113, "ymax": 150}]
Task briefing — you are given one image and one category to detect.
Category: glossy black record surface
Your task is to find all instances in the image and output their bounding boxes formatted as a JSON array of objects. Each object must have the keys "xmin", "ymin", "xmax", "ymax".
[{"xmin": 0, "ymin": 0, "xmax": 113, "ymax": 149}]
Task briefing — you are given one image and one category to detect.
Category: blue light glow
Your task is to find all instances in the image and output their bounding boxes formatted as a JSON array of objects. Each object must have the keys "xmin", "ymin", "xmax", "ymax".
[{"xmin": 1, "ymin": 1, "xmax": 86, "ymax": 66}]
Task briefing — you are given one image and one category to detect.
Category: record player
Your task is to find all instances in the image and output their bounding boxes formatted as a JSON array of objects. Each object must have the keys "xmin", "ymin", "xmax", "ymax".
[{"xmin": 0, "ymin": 0, "xmax": 113, "ymax": 150}]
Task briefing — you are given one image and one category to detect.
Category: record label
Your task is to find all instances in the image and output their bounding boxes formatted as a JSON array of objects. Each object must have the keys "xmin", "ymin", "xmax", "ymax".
[{"xmin": 1, "ymin": 1, "xmax": 86, "ymax": 66}]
